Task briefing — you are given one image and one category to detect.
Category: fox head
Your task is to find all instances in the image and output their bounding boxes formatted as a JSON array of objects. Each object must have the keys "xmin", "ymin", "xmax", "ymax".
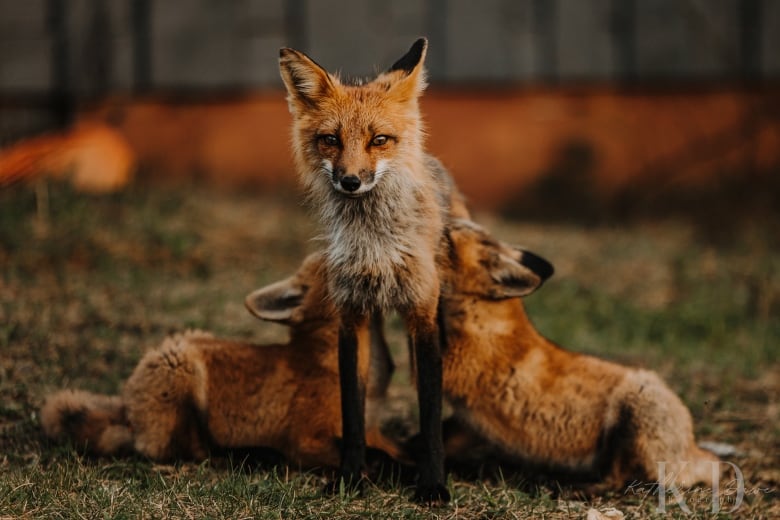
[
  {"xmin": 245, "ymin": 252, "xmax": 335, "ymax": 327},
  {"xmin": 445, "ymin": 219, "xmax": 554, "ymax": 300},
  {"xmin": 279, "ymin": 38, "xmax": 428, "ymax": 197}
]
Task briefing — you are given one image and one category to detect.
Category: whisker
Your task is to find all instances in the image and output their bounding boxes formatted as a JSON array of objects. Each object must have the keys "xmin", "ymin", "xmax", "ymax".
[{"xmin": 319, "ymin": 164, "xmax": 334, "ymax": 180}]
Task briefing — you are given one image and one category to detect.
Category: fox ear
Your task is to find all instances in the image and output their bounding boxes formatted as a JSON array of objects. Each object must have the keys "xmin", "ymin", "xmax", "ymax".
[
  {"xmin": 245, "ymin": 277, "xmax": 306, "ymax": 325},
  {"xmin": 490, "ymin": 249, "xmax": 553, "ymax": 298},
  {"xmin": 386, "ymin": 38, "xmax": 428, "ymax": 102},
  {"xmin": 279, "ymin": 48, "xmax": 336, "ymax": 112},
  {"xmin": 517, "ymin": 249, "xmax": 554, "ymax": 284},
  {"xmin": 389, "ymin": 38, "xmax": 428, "ymax": 75}
]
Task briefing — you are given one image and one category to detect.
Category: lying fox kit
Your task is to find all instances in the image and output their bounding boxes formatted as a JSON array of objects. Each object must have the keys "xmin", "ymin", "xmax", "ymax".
[
  {"xmin": 40, "ymin": 253, "xmax": 404, "ymax": 469},
  {"xmin": 439, "ymin": 220, "xmax": 719, "ymax": 489},
  {"xmin": 279, "ymin": 38, "xmax": 452, "ymax": 501}
]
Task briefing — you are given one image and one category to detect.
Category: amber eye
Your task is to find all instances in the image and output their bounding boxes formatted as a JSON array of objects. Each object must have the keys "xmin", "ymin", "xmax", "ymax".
[
  {"xmin": 320, "ymin": 134, "xmax": 340, "ymax": 147},
  {"xmin": 371, "ymin": 135, "xmax": 389, "ymax": 147}
]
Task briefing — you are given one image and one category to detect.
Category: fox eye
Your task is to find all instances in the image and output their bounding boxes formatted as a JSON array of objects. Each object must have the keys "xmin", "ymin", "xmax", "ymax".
[
  {"xmin": 320, "ymin": 134, "xmax": 340, "ymax": 147},
  {"xmin": 371, "ymin": 135, "xmax": 389, "ymax": 147}
]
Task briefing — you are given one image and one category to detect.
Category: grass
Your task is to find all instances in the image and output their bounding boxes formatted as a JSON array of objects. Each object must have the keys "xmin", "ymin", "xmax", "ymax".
[{"xmin": 0, "ymin": 180, "xmax": 777, "ymax": 518}]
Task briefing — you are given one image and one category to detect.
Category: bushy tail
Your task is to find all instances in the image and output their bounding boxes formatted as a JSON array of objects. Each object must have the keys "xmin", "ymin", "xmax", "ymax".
[
  {"xmin": 0, "ymin": 123, "xmax": 135, "ymax": 192},
  {"xmin": 619, "ymin": 369, "xmax": 721, "ymax": 488},
  {"xmin": 0, "ymin": 134, "xmax": 65, "ymax": 187},
  {"xmin": 40, "ymin": 389, "xmax": 134, "ymax": 457}
]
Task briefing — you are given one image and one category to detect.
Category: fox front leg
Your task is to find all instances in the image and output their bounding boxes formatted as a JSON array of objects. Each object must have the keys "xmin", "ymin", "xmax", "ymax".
[
  {"xmin": 408, "ymin": 301, "xmax": 450, "ymax": 504},
  {"xmin": 328, "ymin": 316, "xmax": 367, "ymax": 493}
]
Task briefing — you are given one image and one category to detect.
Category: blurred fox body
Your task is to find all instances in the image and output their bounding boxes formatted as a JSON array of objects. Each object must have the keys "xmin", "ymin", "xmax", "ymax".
[
  {"xmin": 40, "ymin": 253, "xmax": 403, "ymax": 468},
  {"xmin": 440, "ymin": 220, "xmax": 719, "ymax": 489},
  {"xmin": 0, "ymin": 123, "xmax": 134, "ymax": 192}
]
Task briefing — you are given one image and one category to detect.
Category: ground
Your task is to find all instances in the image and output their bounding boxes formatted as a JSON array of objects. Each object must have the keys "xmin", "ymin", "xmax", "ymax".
[{"xmin": 0, "ymin": 180, "xmax": 777, "ymax": 518}]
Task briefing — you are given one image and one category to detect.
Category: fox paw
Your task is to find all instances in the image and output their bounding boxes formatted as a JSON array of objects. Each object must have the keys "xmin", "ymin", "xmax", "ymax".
[{"xmin": 413, "ymin": 483, "xmax": 451, "ymax": 505}]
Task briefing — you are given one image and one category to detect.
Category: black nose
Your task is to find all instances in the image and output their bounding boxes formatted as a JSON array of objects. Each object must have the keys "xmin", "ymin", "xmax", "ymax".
[{"xmin": 340, "ymin": 175, "xmax": 361, "ymax": 192}]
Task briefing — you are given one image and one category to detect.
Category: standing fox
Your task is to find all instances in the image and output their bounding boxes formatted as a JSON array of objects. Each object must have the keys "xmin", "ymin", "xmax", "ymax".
[
  {"xmin": 40, "ymin": 253, "xmax": 405, "ymax": 469},
  {"xmin": 438, "ymin": 220, "xmax": 720, "ymax": 489},
  {"xmin": 279, "ymin": 38, "xmax": 454, "ymax": 501}
]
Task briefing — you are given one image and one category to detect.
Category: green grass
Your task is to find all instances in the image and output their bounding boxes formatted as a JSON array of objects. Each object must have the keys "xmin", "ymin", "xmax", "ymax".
[{"xmin": 1, "ymin": 180, "xmax": 777, "ymax": 518}]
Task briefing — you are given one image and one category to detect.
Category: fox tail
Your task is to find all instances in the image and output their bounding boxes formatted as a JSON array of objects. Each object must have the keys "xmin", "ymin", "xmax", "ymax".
[
  {"xmin": 0, "ymin": 133, "xmax": 65, "ymax": 187},
  {"xmin": 0, "ymin": 124, "xmax": 135, "ymax": 192},
  {"xmin": 40, "ymin": 389, "xmax": 134, "ymax": 457}
]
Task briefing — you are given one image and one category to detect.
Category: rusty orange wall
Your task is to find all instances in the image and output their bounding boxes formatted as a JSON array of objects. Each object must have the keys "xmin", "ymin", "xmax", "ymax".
[{"xmin": 85, "ymin": 88, "xmax": 780, "ymax": 209}]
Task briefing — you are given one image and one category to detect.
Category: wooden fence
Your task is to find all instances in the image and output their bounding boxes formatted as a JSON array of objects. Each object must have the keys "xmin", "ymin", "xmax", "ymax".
[{"xmin": 1, "ymin": 0, "xmax": 778, "ymax": 96}]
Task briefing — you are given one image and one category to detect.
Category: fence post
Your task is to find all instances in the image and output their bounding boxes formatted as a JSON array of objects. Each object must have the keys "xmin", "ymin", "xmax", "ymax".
[
  {"xmin": 132, "ymin": 0, "xmax": 152, "ymax": 92},
  {"xmin": 46, "ymin": 0, "xmax": 73, "ymax": 128}
]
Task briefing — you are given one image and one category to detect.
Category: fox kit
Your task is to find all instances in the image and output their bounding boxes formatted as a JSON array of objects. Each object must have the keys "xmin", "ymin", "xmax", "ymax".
[
  {"xmin": 279, "ymin": 38, "xmax": 453, "ymax": 501},
  {"xmin": 41, "ymin": 253, "xmax": 405, "ymax": 469},
  {"xmin": 439, "ymin": 220, "xmax": 719, "ymax": 489}
]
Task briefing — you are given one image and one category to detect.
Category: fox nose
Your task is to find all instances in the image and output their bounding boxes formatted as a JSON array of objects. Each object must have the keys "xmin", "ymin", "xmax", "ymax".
[{"xmin": 340, "ymin": 175, "xmax": 361, "ymax": 192}]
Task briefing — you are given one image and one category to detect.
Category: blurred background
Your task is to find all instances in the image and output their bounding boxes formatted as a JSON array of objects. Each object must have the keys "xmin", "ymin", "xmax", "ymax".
[{"xmin": 1, "ymin": 0, "xmax": 779, "ymax": 223}]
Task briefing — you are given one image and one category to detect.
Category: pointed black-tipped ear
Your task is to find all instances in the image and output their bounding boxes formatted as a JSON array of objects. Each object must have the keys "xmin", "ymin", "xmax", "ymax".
[
  {"xmin": 517, "ymin": 250, "xmax": 554, "ymax": 284},
  {"xmin": 383, "ymin": 38, "xmax": 428, "ymax": 102},
  {"xmin": 489, "ymin": 249, "xmax": 553, "ymax": 298},
  {"xmin": 245, "ymin": 277, "xmax": 306, "ymax": 325},
  {"xmin": 279, "ymin": 47, "xmax": 337, "ymax": 111},
  {"xmin": 389, "ymin": 38, "xmax": 428, "ymax": 74}
]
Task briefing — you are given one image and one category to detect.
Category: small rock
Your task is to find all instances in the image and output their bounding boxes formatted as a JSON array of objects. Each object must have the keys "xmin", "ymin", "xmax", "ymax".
[{"xmin": 586, "ymin": 507, "xmax": 625, "ymax": 520}]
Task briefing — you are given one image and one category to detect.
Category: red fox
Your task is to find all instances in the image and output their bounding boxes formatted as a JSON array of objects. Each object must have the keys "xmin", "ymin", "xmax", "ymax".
[
  {"xmin": 279, "ymin": 38, "xmax": 454, "ymax": 501},
  {"xmin": 0, "ymin": 122, "xmax": 134, "ymax": 193},
  {"xmin": 40, "ymin": 253, "xmax": 405, "ymax": 469},
  {"xmin": 438, "ymin": 219, "xmax": 720, "ymax": 489}
]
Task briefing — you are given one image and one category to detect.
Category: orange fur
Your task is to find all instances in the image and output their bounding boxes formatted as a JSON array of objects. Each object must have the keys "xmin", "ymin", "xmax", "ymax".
[
  {"xmin": 279, "ymin": 38, "xmax": 454, "ymax": 500},
  {"xmin": 440, "ymin": 220, "xmax": 719, "ymax": 489},
  {"xmin": 40, "ymin": 253, "xmax": 406, "ymax": 468},
  {"xmin": 279, "ymin": 40, "xmax": 453, "ymax": 316},
  {"xmin": 0, "ymin": 123, "xmax": 134, "ymax": 192}
]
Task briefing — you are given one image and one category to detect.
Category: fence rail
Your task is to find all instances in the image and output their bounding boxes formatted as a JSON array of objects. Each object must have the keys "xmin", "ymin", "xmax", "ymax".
[
  {"xmin": 1, "ymin": 0, "xmax": 778, "ymax": 141},
  {"xmin": 1, "ymin": 0, "xmax": 778, "ymax": 95}
]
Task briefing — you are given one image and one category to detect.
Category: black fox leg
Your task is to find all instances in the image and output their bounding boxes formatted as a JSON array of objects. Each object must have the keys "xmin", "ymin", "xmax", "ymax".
[
  {"xmin": 335, "ymin": 318, "xmax": 366, "ymax": 489},
  {"xmin": 411, "ymin": 311, "xmax": 450, "ymax": 504}
]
